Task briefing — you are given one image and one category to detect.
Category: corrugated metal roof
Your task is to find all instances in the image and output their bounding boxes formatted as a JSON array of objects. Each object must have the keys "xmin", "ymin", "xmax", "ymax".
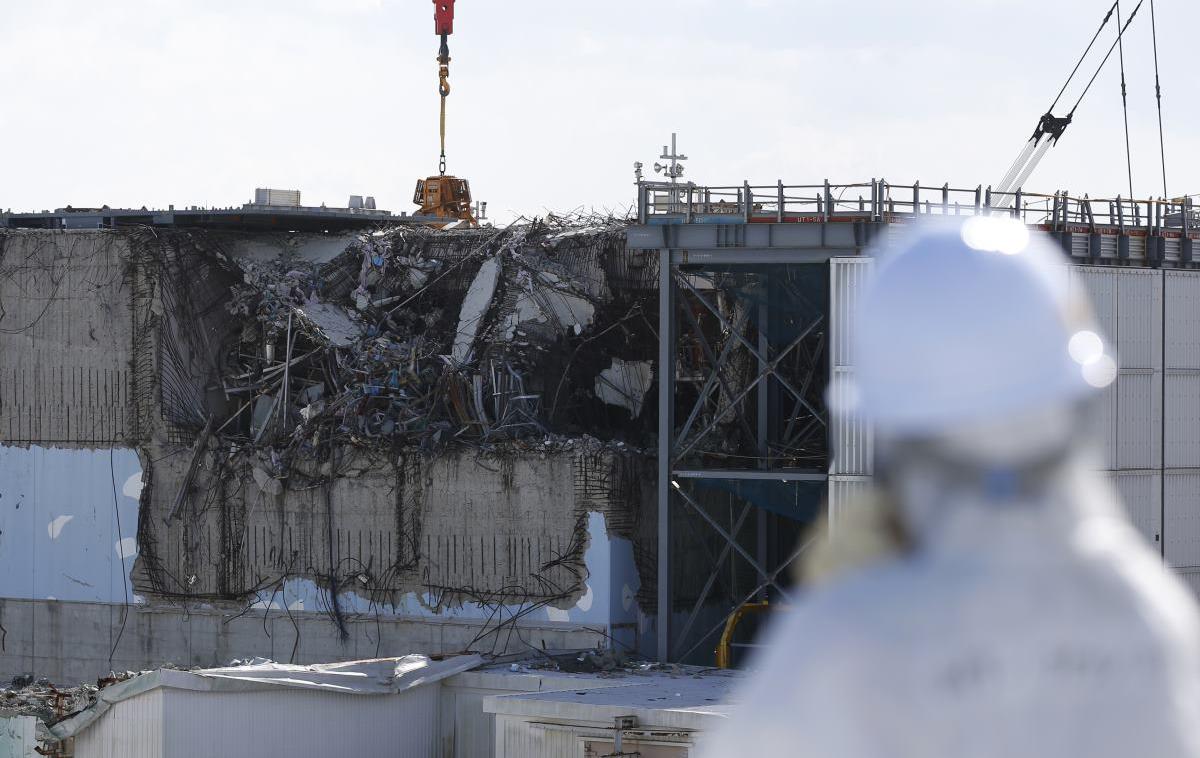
[
  {"xmin": 51, "ymin": 654, "xmax": 482, "ymax": 741},
  {"xmin": 484, "ymin": 669, "xmax": 738, "ymax": 731}
]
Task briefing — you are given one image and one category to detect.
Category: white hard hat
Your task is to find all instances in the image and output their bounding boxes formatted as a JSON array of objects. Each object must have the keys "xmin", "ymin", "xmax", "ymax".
[{"xmin": 844, "ymin": 216, "xmax": 1115, "ymax": 438}]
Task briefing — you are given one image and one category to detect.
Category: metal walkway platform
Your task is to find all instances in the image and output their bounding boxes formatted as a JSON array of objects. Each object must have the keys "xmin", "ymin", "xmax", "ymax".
[{"xmin": 630, "ymin": 179, "xmax": 1198, "ymax": 267}]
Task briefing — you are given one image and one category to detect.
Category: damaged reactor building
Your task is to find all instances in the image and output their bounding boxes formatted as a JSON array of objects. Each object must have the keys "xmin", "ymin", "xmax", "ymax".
[{"xmin": 0, "ymin": 209, "xmax": 665, "ymax": 683}]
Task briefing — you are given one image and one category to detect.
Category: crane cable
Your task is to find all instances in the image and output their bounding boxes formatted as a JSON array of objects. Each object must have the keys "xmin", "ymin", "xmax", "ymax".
[
  {"xmin": 994, "ymin": 1, "xmax": 1119, "ymax": 197},
  {"xmin": 1150, "ymin": 0, "xmax": 1167, "ymax": 197},
  {"xmin": 438, "ymin": 33, "xmax": 451, "ymax": 176},
  {"xmin": 1048, "ymin": 0, "xmax": 1119, "ymax": 112},
  {"xmin": 1066, "ymin": 0, "xmax": 1144, "ymax": 118},
  {"xmin": 1116, "ymin": 0, "xmax": 1134, "ymax": 199}
]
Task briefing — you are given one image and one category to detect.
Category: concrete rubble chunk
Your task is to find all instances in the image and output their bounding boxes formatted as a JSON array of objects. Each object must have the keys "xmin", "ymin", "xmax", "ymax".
[
  {"xmin": 452, "ymin": 255, "xmax": 501, "ymax": 364},
  {"xmin": 595, "ymin": 359, "xmax": 654, "ymax": 418}
]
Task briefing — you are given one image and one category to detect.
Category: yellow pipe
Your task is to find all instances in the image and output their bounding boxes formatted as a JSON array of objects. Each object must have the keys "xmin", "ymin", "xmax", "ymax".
[{"xmin": 715, "ymin": 600, "xmax": 773, "ymax": 669}]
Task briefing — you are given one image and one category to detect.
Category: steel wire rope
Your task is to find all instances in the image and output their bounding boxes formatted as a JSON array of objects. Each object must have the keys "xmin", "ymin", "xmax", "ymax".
[
  {"xmin": 1067, "ymin": 0, "xmax": 1145, "ymax": 118},
  {"xmin": 1116, "ymin": 0, "xmax": 1135, "ymax": 199},
  {"xmin": 1149, "ymin": 0, "xmax": 1167, "ymax": 197},
  {"xmin": 1050, "ymin": 0, "xmax": 1120, "ymax": 112}
]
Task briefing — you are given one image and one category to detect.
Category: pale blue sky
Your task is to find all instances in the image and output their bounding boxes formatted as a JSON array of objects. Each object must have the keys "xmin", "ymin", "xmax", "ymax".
[{"xmin": 3, "ymin": 0, "xmax": 1196, "ymax": 221}]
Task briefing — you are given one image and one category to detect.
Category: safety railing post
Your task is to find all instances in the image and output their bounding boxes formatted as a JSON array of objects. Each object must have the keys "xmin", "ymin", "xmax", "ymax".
[
  {"xmin": 1183, "ymin": 198, "xmax": 1194, "ymax": 265},
  {"xmin": 912, "ymin": 182, "xmax": 920, "ymax": 215},
  {"xmin": 824, "ymin": 179, "xmax": 832, "ymax": 222},
  {"xmin": 777, "ymin": 180, "xmax": 785, "ymax": 223},
  {"xmin": 744, "ymin": 181, "xmax": 752, "ymax": 223},
  {"xmin": 1014, "ymin": 189, "xmax": 1022, "ymax": 220},
  {"xmin": 870, "ymin": 178, "xmax": 878, "ymax": 221},
  {"xmin": 984, "ymin": 186, "xmax": 992, "ymax": 214},
  {"xmin": 974, "ymin": 185, "xmax": 982, "ymax": 213},
  {"xmin": 686, "ymin": 185, "xmax": 694, "ymax": 224},
  {"xmin": 942, "ymin": 183, "xmax": 949, "ymax": 215}
]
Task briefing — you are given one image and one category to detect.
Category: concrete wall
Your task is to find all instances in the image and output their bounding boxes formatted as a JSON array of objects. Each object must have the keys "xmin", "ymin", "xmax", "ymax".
[
  {"xmin": 0, "ymin": 232, "xmax": 132, "ymax": 445},
  {"xmin": 0, "ymin": 598, "xmax": 604, "ymax": 686},
  {"xmin": 136, "ymin": 444, "xmax": 647, "ymax": 616}
]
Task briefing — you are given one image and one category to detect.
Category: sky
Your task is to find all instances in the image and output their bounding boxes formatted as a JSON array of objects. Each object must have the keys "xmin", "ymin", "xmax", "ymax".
[{"xmin": 2, "ymin": 0, "xmax": 1197, "ymax": 222}]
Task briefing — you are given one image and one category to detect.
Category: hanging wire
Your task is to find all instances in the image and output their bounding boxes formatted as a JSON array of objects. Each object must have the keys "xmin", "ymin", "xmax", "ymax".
[
  {"xmin": 1068, "ymin": 0, "xmax": 1144, "ymax": 117},
  {"xmin": 1149, "ymin": 0, "xmax": 1167, "ymax": 197},
  {"xmin": 1049, "ymin": 0, "xmax": 1119, "ymax": 112},
  {"xmin": 1116, "ymin": 0, "xmax": 1134, "ymax": 199}
]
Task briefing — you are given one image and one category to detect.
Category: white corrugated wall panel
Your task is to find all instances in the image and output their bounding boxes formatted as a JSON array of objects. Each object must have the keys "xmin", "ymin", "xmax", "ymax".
[
  {"xmin": 1114, "ymin": 269, "xmax": 1162, "ymax": 370},
  {"xmin": 1165, "ymin": 373, "xmax": 1200, "ymax": 468},
  {"xmin": 827, "ymin": 475, "xmax": 873, "ymax": 533},
  {"xmin": 830, "ymin": 257, "xmax": 871, "ymax": 368},
  {"xmin": 1115, "ymin": 371, "xmax": 1162, "ymax": 469},
  {"xmin": 1174, "ymin": 570, "xmax": 1200, "ymax": 601},
  {"xmin": 1072, "ymin": 267, "xmax": 1117, "ymax": 348},
  {"xmin": 1111, "ymin": 470, "xmax": 1162, "ymax": 548},
  {"xmin": 495, "ymin": 715, "xmax": 578, "ymax": 758},
  {"xmin": 1089, "ymin": 379, "xmax": 1119, "ymax": 470},
  {"xmin": 829, "ymin": 367, "xmax": 872, "ymax": 476},
  {"xmin": 1166, "ymin": 471, "xmax": 1200, "ymax": 572},
  {"xmin": 1165, "ymin": 271, "xmax": 1200, "ymax": 369},
  {"xmin": 156, "ymin": 686, "xmax": 439, "ymax": 758},
  {"xmin": 448, "ymin": 689, "xmax": 495, "ymax": 758},
  {"xmin": 74, "ymin": 689, "xmax": 163, "ymax": 758},
  {"xmin": 829, "ymin": 257, "xmax": 873, "ymax": 475}
]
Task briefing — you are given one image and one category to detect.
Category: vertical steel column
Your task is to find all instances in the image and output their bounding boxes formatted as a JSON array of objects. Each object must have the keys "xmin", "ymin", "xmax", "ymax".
[
  {"xmin": 756, "ymin": 278, "xmax": 770, "ymax": 601},
  {"xmin": 656, "ymin": 247, "xmax": 675, "ymax": 661}
]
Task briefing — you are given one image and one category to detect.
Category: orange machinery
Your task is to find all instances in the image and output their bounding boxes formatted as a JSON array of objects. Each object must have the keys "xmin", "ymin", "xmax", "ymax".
[{"xmin": 414, "ymin": 0, "xmax": 477, "ymax": 226}]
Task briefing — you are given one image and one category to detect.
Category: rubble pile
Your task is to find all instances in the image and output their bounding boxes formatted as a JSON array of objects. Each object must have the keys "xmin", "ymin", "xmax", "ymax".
[
  {"xmin": 0, "ymin": 669, "xmax": 151, "ymax": 736},
  {"xmin": 206, "ymin": 214, "xmax": 654, "ymax": 472},
  {"xmin": 123, "ymin": 215, "xmax": 659, "ymax": 616}
]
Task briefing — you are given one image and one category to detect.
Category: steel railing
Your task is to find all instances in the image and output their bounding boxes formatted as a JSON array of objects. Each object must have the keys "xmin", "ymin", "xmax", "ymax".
[{"xmin": 637, "ymin": 179, "xmax": 1198, "ymax": 236}]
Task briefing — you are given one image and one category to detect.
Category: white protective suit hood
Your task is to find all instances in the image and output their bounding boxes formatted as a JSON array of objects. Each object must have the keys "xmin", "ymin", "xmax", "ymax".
[
  {"xmin": 696, "ymin": 220, "xmax": 1200, "ymax": 757},
  {"xmin": 698, "ymin": 452, "xmax": 1200, "ymax": 757}
]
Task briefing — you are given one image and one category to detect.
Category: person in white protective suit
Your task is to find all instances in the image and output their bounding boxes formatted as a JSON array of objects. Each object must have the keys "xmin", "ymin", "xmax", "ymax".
[{"xmin": 696, "ymin": 217, "xmax": 1200, "ymax": 758}]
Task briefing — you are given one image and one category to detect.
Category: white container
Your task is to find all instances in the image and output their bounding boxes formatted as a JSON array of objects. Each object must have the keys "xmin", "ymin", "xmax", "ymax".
[{"xmin": 253, "ymin": 188, "xmax": 301, "ymax": 207}]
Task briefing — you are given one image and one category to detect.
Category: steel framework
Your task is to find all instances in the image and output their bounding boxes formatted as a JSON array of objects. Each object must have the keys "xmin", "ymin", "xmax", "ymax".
[
  {"xmin": 655, "ymin": 251, "xmax": 837, "ymax": 662},
  {"xmin": 640, "ymin": 176, "xmax": 1200, "ymax": 664}
]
